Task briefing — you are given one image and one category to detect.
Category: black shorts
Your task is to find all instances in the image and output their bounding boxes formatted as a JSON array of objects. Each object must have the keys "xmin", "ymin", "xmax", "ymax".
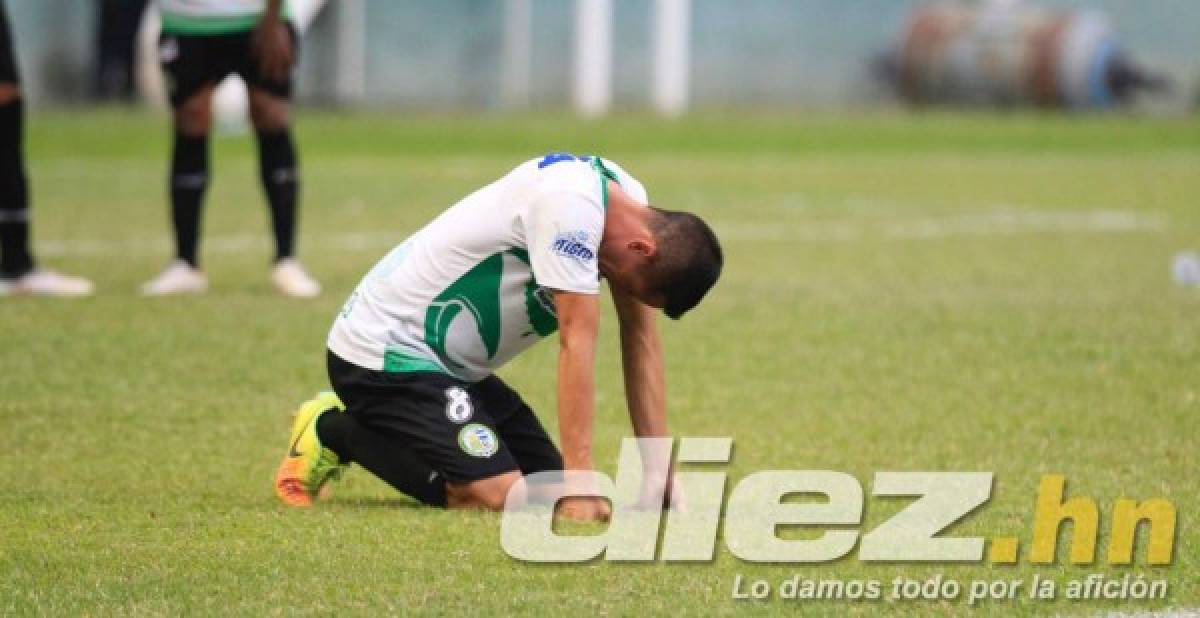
[
  {"xmin": 158, "ymin": 24, "xmax": 296, "ymax": 107},
  {"xmin": 327, "ymin": 350, "xmax": 563, "ymax": 484},
  {"xmin": 0, "ymin": 2, "xmax": 19, "ymax": 85}
]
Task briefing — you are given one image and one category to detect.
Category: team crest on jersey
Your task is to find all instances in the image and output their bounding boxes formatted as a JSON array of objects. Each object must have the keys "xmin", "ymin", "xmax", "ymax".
[
  {"xmin": 444, "ymin": 386, "xmax": 473, "ymax": 423},
  {"xmin": 458, "ymin": 423, "xmax": 499, "ymax": 458},
  {"xmin": 551, "ymin": 230, "xmax": 595, "ymax": 263}
]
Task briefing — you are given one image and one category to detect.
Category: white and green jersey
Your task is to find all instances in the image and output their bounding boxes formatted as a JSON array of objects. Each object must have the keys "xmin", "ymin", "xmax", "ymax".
[
  {"xmin": 328, "ymin": 154, "xmax": 648, "ymax": 383},
  {"xmin": 158, "ymin": 0, "xmax": 291, "ymax": 35}
]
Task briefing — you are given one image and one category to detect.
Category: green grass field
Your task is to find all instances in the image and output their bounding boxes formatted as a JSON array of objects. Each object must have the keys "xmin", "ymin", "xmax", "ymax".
[{"xmin": 1, "ymin": 109, "xmax": 1197, "ymax": 616}]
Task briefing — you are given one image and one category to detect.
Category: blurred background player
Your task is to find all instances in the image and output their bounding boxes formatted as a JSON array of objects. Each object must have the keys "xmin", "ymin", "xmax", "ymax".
[
  {"xmin": 93, "ymin": 0, "xmax": 149, "ymax": 102},
  {"xmin": 0, "ymin": 0, "xmax": 93, "ymax": 297},
  {"xmin": 142, "ymin": 0, "xmax": 320, "ymax": 297}
]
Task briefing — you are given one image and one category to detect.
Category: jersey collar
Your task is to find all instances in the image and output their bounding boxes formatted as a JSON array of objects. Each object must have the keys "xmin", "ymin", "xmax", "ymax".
[{"xmin": 589, "ymin": 156, "xmax": 620, "ymax": 211}]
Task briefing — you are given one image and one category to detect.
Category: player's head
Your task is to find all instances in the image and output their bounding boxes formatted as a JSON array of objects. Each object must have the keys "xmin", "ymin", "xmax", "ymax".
[{"xmin": 600, "ymin": 206, "xmax": 723, "ymax": 319}]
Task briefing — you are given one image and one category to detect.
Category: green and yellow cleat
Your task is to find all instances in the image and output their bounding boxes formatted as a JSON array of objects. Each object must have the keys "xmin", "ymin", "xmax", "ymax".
[{"xmin": 274, "ymin": 391, "xmax": 347, "ymax": 507}]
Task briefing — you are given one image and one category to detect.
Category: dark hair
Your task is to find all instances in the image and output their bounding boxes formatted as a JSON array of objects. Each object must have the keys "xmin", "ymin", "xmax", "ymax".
[{"xmin": 646, "ymin": 207, "xmax": 723, "ymax": 319}]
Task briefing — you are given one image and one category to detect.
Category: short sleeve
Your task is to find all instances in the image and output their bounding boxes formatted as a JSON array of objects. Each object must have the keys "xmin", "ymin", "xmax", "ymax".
[{"xmin": 523, "ymin": 191, "xmax": 605, "ymax": 295}]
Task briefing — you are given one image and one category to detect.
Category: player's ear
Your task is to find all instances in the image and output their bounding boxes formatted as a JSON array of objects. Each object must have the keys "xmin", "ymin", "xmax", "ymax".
[{"xmin": 627, "ymin": 238, "xmax": 657, "ymax": 259}]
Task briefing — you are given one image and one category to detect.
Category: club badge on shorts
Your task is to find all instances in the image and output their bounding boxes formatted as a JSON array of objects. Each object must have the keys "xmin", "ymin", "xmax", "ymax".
[
  {"xmin": 458, "ymin": 423, "xmax": 499, "ymax": 458},
  {"xmin": 444, "ymin": 386, "xmax": 473, "ymax": 423}
]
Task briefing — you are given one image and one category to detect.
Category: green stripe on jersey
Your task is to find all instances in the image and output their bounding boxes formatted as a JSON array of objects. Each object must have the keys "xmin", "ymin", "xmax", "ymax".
[
  {"xmin": 590, "ymin": 157, "xmax": 620, "ymax": 211},
  {"xmin": 383, "ymin": 348, "xmax": 448, "ymax": 374},
  {"xmin": 507, "ymin": 249, "xmax": 558, "ymax": 337},
  {"xmin": 160, "ymin": 13, "xmax": 262, "ymax": 34},
  {"xmin": 160, "ymin": 3, "xmax": 293, "ymax": 35}
]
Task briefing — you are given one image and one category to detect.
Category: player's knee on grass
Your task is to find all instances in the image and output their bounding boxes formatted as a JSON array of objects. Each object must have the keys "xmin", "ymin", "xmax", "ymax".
[
  {"xmin": 248, "ymin": 88, "xmax": 289, "ymax": 133},
  {"xmin": 445, "ymin": 471, "xmax": 522, "ymax": 511},
  {"xmin": 173, "ymin": 87, "xmax": 214, "ymax": 137}
]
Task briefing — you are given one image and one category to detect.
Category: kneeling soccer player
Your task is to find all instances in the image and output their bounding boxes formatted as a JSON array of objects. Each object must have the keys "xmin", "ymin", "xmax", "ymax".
[{"xmin": 274, "ymin": 153, "xmax": 723, "ymax": 521}]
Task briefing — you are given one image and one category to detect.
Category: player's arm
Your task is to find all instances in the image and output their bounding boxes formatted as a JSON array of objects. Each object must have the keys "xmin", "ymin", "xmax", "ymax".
[
  {"xmin": 553, "ymin": 290, "xmax": 600, "ymax": 471},
  {"xmin": 253, "ymin": 0, "xmax": 293, "ymax": 82},
  {"xmin": 523, "ymin": 184, "xmax": 609, "ymax": 520},
  {"xmin": 551, "ymin": 290, "xmax": 611, "ymax": 522},
  {"xmin": 613, "ymin": 288, "xmax": 682, "ymax": 509},
  {"xmin": 612, "ymin": 288, "xmax": 667, "ymax": 439}
]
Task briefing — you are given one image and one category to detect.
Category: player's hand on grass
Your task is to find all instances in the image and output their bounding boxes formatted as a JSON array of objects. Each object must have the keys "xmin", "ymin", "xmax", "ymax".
[
  {"xmin": 252, "ymin": 14, "xmax": 293, "ymax": 83},
  {"xmin": 636, "ymin": 470, "xmax": 687, "ymax": 512},
  {"xmin": 556, "ymin": 496, "xmax": 612, "ymax": 523},
  {"xmin": 663, "ymin": 472, "xmax": 687, "ymax": 512}
]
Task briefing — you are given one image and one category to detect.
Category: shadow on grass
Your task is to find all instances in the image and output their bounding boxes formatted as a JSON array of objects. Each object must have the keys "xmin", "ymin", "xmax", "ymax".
[{"xmin": 324, "ymin": 496, "xmax": 429, "ymax": 510}]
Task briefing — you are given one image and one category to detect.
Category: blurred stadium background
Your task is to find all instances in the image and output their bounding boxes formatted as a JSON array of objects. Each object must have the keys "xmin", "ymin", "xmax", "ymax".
[{"xmin": 8, "ymin": 0, "xmax": 1200, "ymax": 113}]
